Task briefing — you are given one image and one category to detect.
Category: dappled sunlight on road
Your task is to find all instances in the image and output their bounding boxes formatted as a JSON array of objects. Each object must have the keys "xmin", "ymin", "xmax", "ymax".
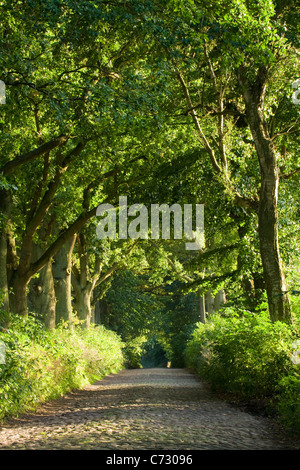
[{"xmin": 0, "ymin": 368, "xmax": 298, "ymax": 450}]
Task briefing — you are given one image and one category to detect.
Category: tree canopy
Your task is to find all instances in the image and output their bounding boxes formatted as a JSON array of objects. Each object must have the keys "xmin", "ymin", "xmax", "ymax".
[{"xmin": 0, "ymin": 0, "xmax": 300, "ymax": 346}]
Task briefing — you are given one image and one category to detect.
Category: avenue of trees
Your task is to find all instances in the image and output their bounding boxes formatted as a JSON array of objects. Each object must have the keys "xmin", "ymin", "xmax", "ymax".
[
  {"xmin": 1, "ymin": 0, "xmax": 300, "ymax": 416},
  {"xmin": 1, "ymin": 0, "xmax": 300, "ymax": 433}
]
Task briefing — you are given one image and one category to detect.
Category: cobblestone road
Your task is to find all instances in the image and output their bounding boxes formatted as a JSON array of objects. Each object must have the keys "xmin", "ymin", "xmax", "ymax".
[{"xmin": 0, "ymin": 368, "xmax": 299, "ymax": 450}]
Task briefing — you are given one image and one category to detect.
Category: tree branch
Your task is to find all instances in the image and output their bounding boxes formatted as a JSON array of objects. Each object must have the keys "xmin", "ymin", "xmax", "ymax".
[
  {"xmin": 25, "ymin": 141, "xmax": 85, "ymax": 240},
  {"xmin": 176, "ymin": 70, "xmax": 222, "ymax": 174},
  {"xmin": 280, "ymin": 167, "xmax": 300, "ymax": 180},
  {"xmin": 203, "ymin": 41, "xmax": 228, "ymax": 172},
  {"xmin": 29, "ymin": 205, "xmax": 99, "ymax": 277},
  {"xmin": 1, "ymin": 135, "xmax": 68, "ymax": 176}
]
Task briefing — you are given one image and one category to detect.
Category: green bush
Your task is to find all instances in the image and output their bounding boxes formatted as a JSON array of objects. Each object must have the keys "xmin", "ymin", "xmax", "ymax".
[
  {"xmin": 184, "ymin": 309, "xmax": 297, "ymax": 398},
  {"xmin": 276, "ymin": 373, "xmax": 300, "ymax": 433},
  {"xmin": 184, "ymin": 308, "xmax": 300, "ymax": 433},
  {"xmin": 0, "ymin": 315, "xmax": 125, "ymax": 420},
  {"xmin": 123, "ymin": 336, "xmax": 146, "ymax": 369}
]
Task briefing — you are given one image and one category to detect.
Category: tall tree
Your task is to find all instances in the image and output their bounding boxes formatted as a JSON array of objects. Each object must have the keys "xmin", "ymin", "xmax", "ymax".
[
  {"xmin": 142, "ymin": 0, "xmax": 300, "ymax": 323},
  {"xmin": 0, "ymin": 0, "xmax": 157, "ymax": 316}
]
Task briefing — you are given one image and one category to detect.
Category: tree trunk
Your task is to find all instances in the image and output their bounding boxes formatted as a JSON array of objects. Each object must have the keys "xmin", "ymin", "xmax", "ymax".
[
  {"xmin": 28, "ymin": 243, "xmax": 56, "ymax": 329},
  {"xmin": 91, "ymin": 303, "xmax": 96, "ymax": 325},
  {"xmin": 0, "ymin": 230, "xmax": 9, "ymax": 313},
  {"xmin": 239, "ymin": 66, "xmax": 292, "ymax": 324},
  {"xmin": 11, "ymin": 274, "xmax": 29, "ymax": 316},
  {"xmin": 71, "ymin": 234, "xmax": 100, "ymax": 329},
  {"xmin": 258, "ymin": 168, "xmax": 291, "ymax": 322},
  {"xmin": 0, "ymin": 190, "xmax": 12, "ymax": 314},
  {"xmin": 205, "ymin": 290, "xmax": 214, "ymax": 315},
  {"xmin": 36, "ymin": 260, "xmax": 56, "ymax": 329},
  {"xmin": 95, "ymin": 299, "xmax": 110, "ymax": 328},
  {"xmin": 199, "ymin": 295, "xmax": 206, "ymax": 324},
  {"xmin": 214, "ymin": 289, "xmax": 226, "ymax": 311},
  {"xmin": 52, "ymin": 235, "xmax": 76, "ymax": 327},
  {"xmin": 74, "ymin": 288, "xmax": 92, "ymax": 329},
  {"xmin": 93, "ymin": 300, "xmax": 102, "ymax": 325}
]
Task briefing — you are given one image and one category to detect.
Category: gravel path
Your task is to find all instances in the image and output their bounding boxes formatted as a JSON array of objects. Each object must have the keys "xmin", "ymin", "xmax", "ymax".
[{"xmin": 0, "ymin": 368, "xmax": 299, "ymax": 450}]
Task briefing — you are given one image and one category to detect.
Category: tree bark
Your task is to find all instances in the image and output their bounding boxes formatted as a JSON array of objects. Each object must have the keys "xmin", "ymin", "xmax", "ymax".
[
  {"xmin": 28, "ymin": 243, "xmax": 56, "ymax": 329},
  {"xmin": 258, "ymin": 167, "xmax": 291, "ymax": 322},
  {"xmin": 4, "ymin": 142, "xmax": 84, "ymax": 317},
  {"xmin": 199, "ymin": 295, "xmax": 206, "ymax": 324},
  {"xmin": 205, "ymin": 290, "xmax": 214, "ymax": 315},
  {"xmin": 36, "ymin": 260, "xmax": 56, "ymax": 329},
  {"xmin": 11, "ymin": 274, "xmax": 29, "ymax": 316},
  {"xmin": 0, "ymin": 135, "xmax": 68, "ymax": 176},
  {"xmin": 0, "ymin": 232, "xmax": 9, "ymax": 312},
  {"xmin": 74, "ymin": 289, "xmax": 92, "ymax": 329},
  {"xmin": 239, "ymin": 66, "xmax": 292, "ymax": 323},
  {"xmin": 0, "ymin": 190, "xmax": 11, "ymax": 313},
  {"xmin": 214, "ymin": 289, "xmax": 226, "ymax": 311},
  {"xmin": 71, "ymin": 234, "xmax": 102, "ymax": 329},
  {"xmin": 52, "ymin": 235, "xmax": 76, "ymax": 327}
]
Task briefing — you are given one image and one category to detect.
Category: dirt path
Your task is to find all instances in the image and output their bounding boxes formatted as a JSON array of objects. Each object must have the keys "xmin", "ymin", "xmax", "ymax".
[{"xmin": 0, "ymin": 368, "xmax": 299, "ymax": 450}]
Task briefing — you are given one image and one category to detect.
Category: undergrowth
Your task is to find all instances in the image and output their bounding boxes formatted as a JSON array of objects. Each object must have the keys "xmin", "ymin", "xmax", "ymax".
[
  {"xmin": 0, "ymin": 315, "xmax": 125, "ymax": 421},
  {"xmin": 184, "ymin": 308, "xmax": 300, "ymax": 435}
]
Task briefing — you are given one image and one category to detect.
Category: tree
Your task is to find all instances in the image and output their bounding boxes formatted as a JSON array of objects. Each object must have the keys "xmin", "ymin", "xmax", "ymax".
[
  {"xmin": 72, "ymin": 233, "xmax": 139, "ymax": 329},
  {"xmin": 2, "ymin": 0, "xmax": 299, "ymax": 330},
  {"xmin": 141, "ymin": 0, "xmax": 300, "ymax": 323},
  {"xmin": 0, "ymin": 0, "xmax": 159, "ymax": 317}
]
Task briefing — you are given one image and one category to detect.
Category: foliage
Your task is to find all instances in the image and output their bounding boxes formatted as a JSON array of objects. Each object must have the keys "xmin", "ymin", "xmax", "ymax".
[
  {"xmin": 103, "ymin": 269, "xmax": 165, "ymax": 340},
  {"xmin": 1, "ymin": 0, "xmax": 300, "ymax": 431},
  {"xmin": 1, "ymin": 0, "xmax": 300, "ymax": 322},
  {"xmin": 184, "ymin": 306, "xmax": 300, "ymax": 433},
  {"xmin": 0, "ymin": 315, "xmax": 124, "ymax": 420},
  {"xmin": 156, "ymin": 283, "xmax": 200, "ymax": 367},
  {"xmin": 140, "ymin": 335, "xmax": 169, "ymax": 368},
  {"xmin": 276, "ymin": 372, "xmax": 300, "ymax": 434},
  {"xmin": 184, "ymin": 308, "xmax": 297, "ymax": 398},
  {"xmin": 122, "ymin": 335, "xmax": 146, "ymax": 369}
]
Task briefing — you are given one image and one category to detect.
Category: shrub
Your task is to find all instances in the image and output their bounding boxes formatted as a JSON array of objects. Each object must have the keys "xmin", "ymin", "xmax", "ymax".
[
  {"xmin": 184, "ymin": 309, "xmax": 297, "ymax": 398},
  {"xmin": 276, "ymin": 373, "xmax": 300, "ymax": 433},
  {"xmin": 123, "ymin": 336, "xmax": 146, "ymax": 369},
  {"xmin": 0, "ymin": 315, "xmax": 125, "ymax": 420}
]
